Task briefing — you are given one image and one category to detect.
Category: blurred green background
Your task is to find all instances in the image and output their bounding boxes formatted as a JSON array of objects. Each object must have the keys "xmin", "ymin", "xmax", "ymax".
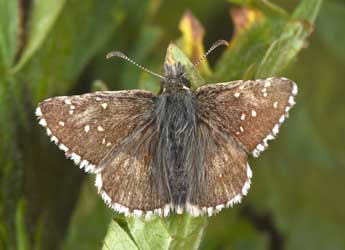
[{"xmin": 0, "ymin": 0, "xmax": 344, "ymax": 249}]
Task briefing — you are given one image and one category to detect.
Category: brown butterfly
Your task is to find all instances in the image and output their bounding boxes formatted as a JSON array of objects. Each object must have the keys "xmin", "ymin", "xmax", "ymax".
[{"xmin": 36, "ymin": 41, "xmax": 297, "ymax": 218}]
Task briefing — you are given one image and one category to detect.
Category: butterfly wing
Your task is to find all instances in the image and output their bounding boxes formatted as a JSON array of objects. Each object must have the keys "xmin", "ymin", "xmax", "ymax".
[
  {"xmin": 36, "ymin": 90, "xmax": 165, "ymax": 216},
  {"xmin": 186, "ymin": 122, "xmax": 251, "ymax": 216},
  {"xmin": 188, "ymin": 77, "xmax": 297, "ymax": 215},
  {"xmin": 95, "ymin": 120, "xmax": 171, "ymax": 216},
  {"xmin": 36, "ymin": 90, "xmax": 156, "ymax": 173},
  {"xmin": 196, "ymin": 78, "xmax": 297, "ymax": 157}
]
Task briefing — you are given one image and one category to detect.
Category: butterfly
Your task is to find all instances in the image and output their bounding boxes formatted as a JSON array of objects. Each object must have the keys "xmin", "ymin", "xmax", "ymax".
[{"xmin": 35, "ymin": 40, "xmax": 297, "ymax": 218}]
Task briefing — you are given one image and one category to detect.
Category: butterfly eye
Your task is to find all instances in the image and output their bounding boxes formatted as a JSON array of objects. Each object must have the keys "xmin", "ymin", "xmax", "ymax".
[{"xmin": 182, "ymin": 76, "xmax": 191, "ymax": 88}]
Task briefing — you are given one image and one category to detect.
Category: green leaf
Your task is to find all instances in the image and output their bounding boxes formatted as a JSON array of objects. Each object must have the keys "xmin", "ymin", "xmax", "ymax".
[
  {"xmin": 103, "ymin": 214, "xmax": 207, "ymax": 250},
  {"xmin": 228, "ymin": 0, "xmax": 288, "ymax": 18},
  {"xmin": 213, "ymin": 18, "xmax": 286, "ymax": 81},
  {"xmin": 0, "ymin": 0, "xmax": 19, "ymax": 68},
  {"xmin": 214, "ymin": 0, "xmax": 322, "ymax": 81},
  {"xmin": 0, "ymin": 76, "xmax": 23, "ymax": 250},
  {"xmin": 316, "ymin": 1, "xmax": 345, "ymax": 63},
  {"xmin": 161, "ymin": 214, "xmax": 207, "ymax": 250},
  {"xmin": 15, "ymin": 199, "xmax": 29, "ymax": 250},
  {"xmin": 256, "ymin": 0, "xmax": 321, "ymax": 77},
  {"xmin": 19, "ymin": 0, "xmax": 125, "ymax": 102},
  {"xmin": 292, "ymin": 0, "xmax": 322, "ymax": 22},
  {"xmin": 126, "ymin": 217, "xmax": 172, "ymax": 250},
  {"xmin": 132, "ymin": 214, "xmax": 207, "ymax": 250},
  {"xmin": 102, "ymin": 220, "xmax": 139, "ymax": 250},
  {"xmin": 13, "ymin": 0, "xmax": 67, "ymax": 71}
]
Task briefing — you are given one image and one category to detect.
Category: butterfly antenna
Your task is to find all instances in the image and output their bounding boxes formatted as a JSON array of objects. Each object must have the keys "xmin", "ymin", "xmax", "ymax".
[
  {"xmin": 106, "ymin": 51, "xmax": 166, "ymax": 80},
  {"xmin": 193, "ymin": 39, "xmax": 229, "ymax": 67}
]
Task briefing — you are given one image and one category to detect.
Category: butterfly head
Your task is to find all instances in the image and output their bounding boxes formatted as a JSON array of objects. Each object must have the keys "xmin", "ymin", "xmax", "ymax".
[{"xmin": 161, "ymin": 62, "xmax": 191, "ymax": 92}]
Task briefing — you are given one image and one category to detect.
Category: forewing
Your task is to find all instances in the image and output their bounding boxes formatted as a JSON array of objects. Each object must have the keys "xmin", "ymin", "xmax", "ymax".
[
  {"xmin": 36, "ymin": 90, "xmax": 155, "ymax": 173},
  {"xmin": 196, "ymin": 78, "xmax": 297, "ymax": 157},
  {"xmin": 187, "ymin": 123, "xmax": 251, "ymax": 216}
]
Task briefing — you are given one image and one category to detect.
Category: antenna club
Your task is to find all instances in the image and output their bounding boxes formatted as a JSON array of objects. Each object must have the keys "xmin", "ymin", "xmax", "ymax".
[
  {"xmin": 106, "ymin": 51, "xmax": 125, "ymax": 59},
  {"xmin": 215, "ymin": 40, "xmax": 229, "ymax": 47},
  {"xmin": 194, "ymin": 39, "xmax": 229, "ymax": 67}
]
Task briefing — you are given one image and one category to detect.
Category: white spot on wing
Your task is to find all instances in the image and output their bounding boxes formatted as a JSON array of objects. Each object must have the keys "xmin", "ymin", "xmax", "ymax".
[
  {"xmin": 84, "ymin": 125, "xmax": 90, "ymax": 132},
  {"xmin": 145, "ymin": 211, "xmax": 153, "ymax": 220},
  {"xmin": 97, "ymin": 125, "xmax": 104, "ymax": 132},
  {"xmin": 207, "ymin": 207, "xmax": 213, "ymax": 216},
  {"xmin": 241, "ymin": 113, "xmax": 246, "ymax": 120},
  {"xmin": 234, "ymin": 92, "xmax": 240, "ymax": 98},
  {"xmin": 274, "ymin": 101, "xmax": 278, "ymax": 109},
  {"xmin": 187, "ymin": 204, "xmax": 201, "ymax": 216},
  {"xmin": 85, "ymin": 164, "xmax": 96, "ymax": 173},
  {"xmin": 59, "ymin": 121, "xmax": 65, "ymax": 126},
  {"xmin": 39, "ymin": 118, "xmax": 47, "ymax": 127},
  {"xmin": 163, "ymin": 204, "xmax": 171, "ymax": 217},
  {"xmin": 101, "ymin": 191, "xmax": 111, "ymax": 205},
  {"xmin": 251, "ymin": 110, "xmax": 257, "ymax": 117},
  {"xmin": 233, "ymin": 194, "xmax": 242, "ymax": 204},
  {"xmin": 272, "ymin": 124, "xmax": 279, "ymax": 135},
  {"xmin": 133, "ymin": 210, "xmax": 143, "ymax": 216},
  {"xmin": 154, "ymin": 208, "xmax": 162, "ymax": 216},
  {"xmin": 247, "ymin": 163, "xmax": 253, "ymax": 178},
  {"xmin": 242, "ymin": 181, "xmax": 251, "ymax": 195},
  {"xmin": 95, "ymin": 174, "xmax": 102, "ymax": 190},
  {"xmin": 257, "ymin": 144, "xmax": 265, "ymax": 151},
  {"xmin": 216, "ymin": 204, "xmax": 224, "ymax": 212},
  {"xmin": 288, "ymin": 96, "xmax": 295, "ymax": 106},
  {"xmin": 64, "ymin": 99, "xmax": 72, "ymax": 105},
  {"xmin": 46, "ymin": 128, "xmax": 52, "ymax": 136},
  {"xmin": 50, "ymin": 136, "xmax": 58, "ymax": 144},
  {"xmin": 252, "ymin": 149, "xmax": 260, "ymax": 157},
  {"xmin": 70, "ymin": 153, "xmax": 81, "ymax": 164},
  {"xmin": 292, "ymin": 83, "xmax": 298, "ymax": 95},
  {"xmin": 263, "ymin": 134, "xmax": 275, "ymax": 146},
  {"xmin": 279, "ymin": 115, "xmax": 285, "ymax": 123},
  {"xmin": 35, "ymin": 107, "xmax": 42, "ymax": 117},
  {"xmin": 101, "ymin": 103, "xmax": 108, "ymax": 109},
  {"xmin": 80, "ymin": 160, "xmax": 89, "ymax": 169},
  {"xmin": 58, "ymin": 144, "xmax": 68, "ymax": 152}
]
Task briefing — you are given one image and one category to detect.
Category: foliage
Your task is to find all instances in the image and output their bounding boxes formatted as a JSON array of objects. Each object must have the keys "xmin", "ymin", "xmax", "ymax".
[{"xmin": 1, "ymin": 0, "xmax": 344, "ymax": 250}]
